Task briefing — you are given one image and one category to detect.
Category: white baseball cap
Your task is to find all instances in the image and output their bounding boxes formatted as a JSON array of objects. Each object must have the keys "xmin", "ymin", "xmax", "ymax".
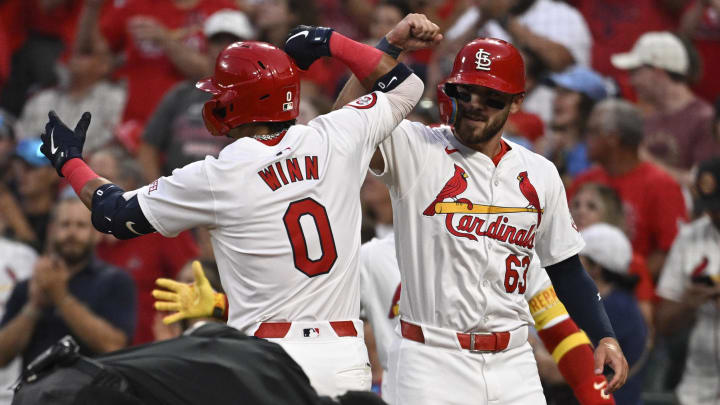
[
  {"xmin": 611, "ymin": 31, "xmax": 688, "ymax": 75},
  {"xmin": 204, "ymin": 9, "xmax": 256, "ymax": 41},
  {"xmin": 580, "ymin": 223, "xmax": 632, "ymax": 275}
]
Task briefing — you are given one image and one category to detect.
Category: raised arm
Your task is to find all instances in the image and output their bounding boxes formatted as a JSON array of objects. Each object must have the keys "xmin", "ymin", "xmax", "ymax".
[
  {"xmin": 39, "ymin": 112, "xmax": 156, "ymax": 240},
  {"xmin": 332, "ymin": 13, "xmax": 442, "ymax": 110}
]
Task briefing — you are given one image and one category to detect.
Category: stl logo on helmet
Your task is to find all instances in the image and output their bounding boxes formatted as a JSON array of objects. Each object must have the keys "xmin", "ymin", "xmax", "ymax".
[{"xmin": 475, "ymin": 49, "xmax": 492, "ymax": 71}]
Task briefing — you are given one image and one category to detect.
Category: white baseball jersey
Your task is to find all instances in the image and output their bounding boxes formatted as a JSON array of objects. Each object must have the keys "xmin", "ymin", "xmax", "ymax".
[
  {"xmin": 374, "ymin": 123, "xmax": 584, "ymax": 333},
  {"xmin": 360, "ymin": 232, "xmax": 553, "ymax": 371},
  {"xmin": 656, "ymin": 215, "xmax": 720, "ymax": 405},
  {"xmin": 0, "ymin": 238, "xmax": 37, "ymax": 405},
  {"xmin": 132, "ymin": 74, "xmax": 423, "ymax": 334}
]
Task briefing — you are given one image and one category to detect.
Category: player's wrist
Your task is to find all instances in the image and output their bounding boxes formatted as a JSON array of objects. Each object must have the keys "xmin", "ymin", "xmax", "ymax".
[
  {"xmin": 376, "ymin": 36, "xmax": 403, "ymax": 59},
  {"xmin": 62, "ymin": 158, "xmax": 100, "ymax": 196},
  {"xmin": 212, "ymin": 293, "xmax": 228, "ymax": 321}
]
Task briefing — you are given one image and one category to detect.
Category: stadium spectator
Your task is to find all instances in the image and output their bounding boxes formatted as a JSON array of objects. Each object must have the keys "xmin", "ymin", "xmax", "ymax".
[
  {"xmin": 0, "ymin": 220, "xmax": 36, "ymax": 405},
  {"xmin": 0, "ymin": 138, "xmax": 59, "ymax": 251},
  {"xmin": 0, "ymin": 0, "xmax": 88, "ymax": 116},
  {"xmin": 569, "ymin": 99, "xmax": 687, "ymax": 280},
  {"xmin": 136, "ymin": 9, "xmax": 253, "ymax": 180},
  {"xmin": 436, "ymin": 0, "xmax": 591, "ymax": 124},
  {"xmin": 680, "ymin": 0, "xmax": 720, "ymax": 103},
  {"xmin": 655, "ymin": 156, "xmax": 720, "ymax": 404},
  {"xmin": 570, "ymin": 182, "xmax": 655, "ymax": 327},
  {"xmin": 478, "ymin": 0, "xmax": 592, "ymax": 71},
  {"xmin": 579, "ymin": 223, "xmax": 650, "ymax": 405},
  {"xmin": 88, "ymin": 147, "xmax": 198, "ymax": 344},
  {"xmin": 568, "ymin": 0, "xmax": 688, "ymax": 98},
  {"xmin": 612, "ymin": 31, "xmax": 719, "ymax": 187},
  {"xmin": 542, "ymin": 66, "xmax": 608, "ymax": 184},
  {"xmin": 0, "ymin": 194, "xmax": 136, "ymax": 369},
  {"xmin": 0, "ymin": 110, "xmax": 15, "ymax": 186},
  {"xmin": 14, "ymin": 45, "xmax": 125, "ymax": 154},
  {"xmin": 74, "ymin": 0, "xmax": 236, "ymax": 151}
]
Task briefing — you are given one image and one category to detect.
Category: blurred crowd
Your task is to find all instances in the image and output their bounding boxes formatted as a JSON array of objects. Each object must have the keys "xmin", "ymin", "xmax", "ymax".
[{"xmin": 0, "ymin": 0, "xmax": 718, "ymax": 404}]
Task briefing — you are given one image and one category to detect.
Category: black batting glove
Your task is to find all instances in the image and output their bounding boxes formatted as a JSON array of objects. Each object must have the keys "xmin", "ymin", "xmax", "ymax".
[
  {"xmin": 283, "ymin": 25, "xmax": 334, "ymax": 70},
  {"xmin": 40, "ymin": 111, "xmax": 91, "ymax": 176}
]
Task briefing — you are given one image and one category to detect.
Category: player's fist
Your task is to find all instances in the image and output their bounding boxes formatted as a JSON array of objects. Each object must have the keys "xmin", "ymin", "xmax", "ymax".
[
  {"xmin": 40, "ymin": 111, "xmax": 91, "ymax": 176},
  {"xmin": 386, "ymin": 13, "xmax": 443, "ymax": 52},
  {"xmin": 153, "ymin": 261, "xmax": 225, "ymax": 325},
  {"xmin": 283, "ymin": 25, "xmax": 334, "ymax": 70}
]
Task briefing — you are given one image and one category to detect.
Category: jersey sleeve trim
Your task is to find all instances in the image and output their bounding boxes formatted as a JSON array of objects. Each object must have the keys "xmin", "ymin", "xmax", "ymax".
[
  {"xmin": 538, "ymin": 242, "xmax": 584, "ymax": 268},
  {"xmin": 137, "ymin": 189, "xmax": 174, "ymax": 237}
]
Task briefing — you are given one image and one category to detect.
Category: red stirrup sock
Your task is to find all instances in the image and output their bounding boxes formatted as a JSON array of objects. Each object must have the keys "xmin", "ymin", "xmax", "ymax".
[
  {"xmin": 62, "ymin": 158, "xmax": 100, "ymax": 196},
  {"xmin": 329, "ymin": 32, "xmax": 384, "ymax": 82}
]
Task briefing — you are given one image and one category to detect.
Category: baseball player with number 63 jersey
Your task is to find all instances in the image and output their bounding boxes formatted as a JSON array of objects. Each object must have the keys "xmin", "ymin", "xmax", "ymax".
[
  {"xmin": 36, "ymin": 23, "xmax": 442, "ymax": 397},
  {"xmin": 335, "ymin": 23, "xmax": 629, "ymax": 404}
]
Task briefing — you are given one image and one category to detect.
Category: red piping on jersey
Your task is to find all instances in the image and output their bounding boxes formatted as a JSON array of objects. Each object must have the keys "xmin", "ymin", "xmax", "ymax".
[{"xmin": 492, "ymin": 139, "xmax": 511, "ymax": 166}]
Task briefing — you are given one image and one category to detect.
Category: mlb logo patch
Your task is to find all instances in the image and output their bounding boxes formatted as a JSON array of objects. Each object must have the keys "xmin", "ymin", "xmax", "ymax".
[{"xmin": 303, "ymin": 328, "xmax": 320, "ymax": 338}]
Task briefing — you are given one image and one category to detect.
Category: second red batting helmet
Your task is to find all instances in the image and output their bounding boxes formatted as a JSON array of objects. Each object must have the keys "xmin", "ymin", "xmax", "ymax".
[
  {"xmin": 196, "ymin": 41, "xmax": 300, "ymax": 136},
  {"xmin": 437, "ymin": 38, "xmax": 525, "ymax": 125}
]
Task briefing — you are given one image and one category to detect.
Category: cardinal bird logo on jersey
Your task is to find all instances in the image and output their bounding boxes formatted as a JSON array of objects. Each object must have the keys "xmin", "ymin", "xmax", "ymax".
[
  {"xmin": 517, "ymin": 171, "xmax": 542, "ymax": 226},
  {"xmin": 423, "ymin": 164, "xmax": 469, "ymax": 216},
  {"xmin": 423, "ymin": 166, "xmax": 544, "ymax": 247}
]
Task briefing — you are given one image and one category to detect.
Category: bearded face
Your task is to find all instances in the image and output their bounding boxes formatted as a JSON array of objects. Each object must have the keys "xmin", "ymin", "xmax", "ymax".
[
  {"xmin": 451, "ymin": 84, "xmax": 521, "ymax": 147},
  {"xmin": 50, "ymin": 200, "xmax": 98, "ymax": 265}
]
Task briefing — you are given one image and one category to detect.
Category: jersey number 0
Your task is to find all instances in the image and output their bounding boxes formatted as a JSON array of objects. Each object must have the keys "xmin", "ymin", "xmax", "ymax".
[{"xmin": 283, "ymin": 198, "xmax": 338, "ymax": 277}]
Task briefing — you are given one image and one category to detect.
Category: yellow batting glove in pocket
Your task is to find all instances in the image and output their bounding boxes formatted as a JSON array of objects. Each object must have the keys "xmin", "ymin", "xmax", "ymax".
[{"xmin": 153, "ymin": 260, "xmax": 222, "ymax": 325}]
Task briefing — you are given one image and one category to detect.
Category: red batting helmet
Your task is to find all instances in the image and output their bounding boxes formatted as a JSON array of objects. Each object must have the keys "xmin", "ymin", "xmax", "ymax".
[
  {"xmin": 196, "ymin": 41, "xmax": 300, "ymax": 136},
  {"xmin": 437, "ymin": 38, "xmax": 525, "ymax": 125}
]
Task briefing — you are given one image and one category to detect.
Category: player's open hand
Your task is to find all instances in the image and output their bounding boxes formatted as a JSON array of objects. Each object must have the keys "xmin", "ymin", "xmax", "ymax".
[
  {"xmin": 40, "ymin": 111, "xmax": 91, "ymax": 176},
  {"xmin": 153, "ymin": 260, "xmax": 219, "ymax": 324},
  {"xmin": 386, "ymin": 13, "xmax": 443, "ymax": 52},
  {"xmin": 593, "ymin": 337, "xmax": 628, "ymax": 394}
]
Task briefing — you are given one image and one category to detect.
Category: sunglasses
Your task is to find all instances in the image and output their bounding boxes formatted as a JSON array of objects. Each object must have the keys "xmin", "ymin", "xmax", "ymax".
[{"xmin": 447, "ymin": 85, "xmax": 508, "ymax": 110}]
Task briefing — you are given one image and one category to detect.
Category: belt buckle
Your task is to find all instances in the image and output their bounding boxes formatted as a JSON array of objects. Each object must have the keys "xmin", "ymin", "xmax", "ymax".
[{"xmin": 468, "ymin": 332, "xmax": 494, "ymax": 353}]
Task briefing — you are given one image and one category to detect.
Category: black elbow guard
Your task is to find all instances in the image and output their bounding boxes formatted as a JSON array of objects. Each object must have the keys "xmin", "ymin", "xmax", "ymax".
[
  {"xmin": 91, "ymin": 184, "xmax": 155, "ymax": 239},
  {"xmin": 372, "ymin": 63, "xmax": 412, "ymax": 93}
]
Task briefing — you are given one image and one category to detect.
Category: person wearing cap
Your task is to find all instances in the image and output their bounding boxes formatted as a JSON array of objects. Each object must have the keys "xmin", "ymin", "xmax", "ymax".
[
  {"xmin": 579, "ymin": 223, "xmax": 649, "ymax": 405},
  {"xmin": 543, "ymin": 66, "xmax": 608, "ymax": 184},
  {"xmin": 0, "ymin": 138, "xmax": 60, "ymax": 252},
  {"xmin": 136, "ymin": 9, "xmax": 256, "ymax": 182},
  {"xmin": 611, "ymin": 31, "xmax": 719, "ymax": 187},
  {"xmin": 333, "ymin": 17, "xmax": 628, "ymax": 403},
  {"xmin": 655, "ymin": 156, "xmax": 720, "ymax": 405}
]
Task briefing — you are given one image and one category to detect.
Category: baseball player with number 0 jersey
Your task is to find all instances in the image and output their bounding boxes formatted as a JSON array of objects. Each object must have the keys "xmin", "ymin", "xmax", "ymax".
[
  {"xmin": 36, "ymin": 24, "xmax": 440, "ymax": 397},
  {"xmin": 335, "ymin": 15, "xmax": 628, "ymax": 405}
]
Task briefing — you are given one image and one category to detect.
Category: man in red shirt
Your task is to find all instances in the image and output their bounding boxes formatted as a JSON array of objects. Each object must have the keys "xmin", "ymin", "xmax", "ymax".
[
  {"xmin": 74, "ymin": 0, "xmax": 236, "ymax": 149},
  {"xmin": 569, "ymin": 99, "xmax": 687, "ymax": 281},
  {"xmin": 88, "ymin": 147, "xmax": 198, "ymax": 344}
]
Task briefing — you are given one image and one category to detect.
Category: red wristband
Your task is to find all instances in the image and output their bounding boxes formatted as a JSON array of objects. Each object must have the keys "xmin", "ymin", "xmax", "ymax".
[
  {"xmin": 61, "ymin": 158, "xmax": 100, "ymax": 196},
  {"xmin": 329, "ymin": 32, "xmax": 383, "ymax": 82}
]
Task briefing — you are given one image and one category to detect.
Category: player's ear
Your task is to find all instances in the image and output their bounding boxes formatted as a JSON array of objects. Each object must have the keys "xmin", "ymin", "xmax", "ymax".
[{"xmin": 509, "ymin": 93, "xmax": 525, "ymax": 114}]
